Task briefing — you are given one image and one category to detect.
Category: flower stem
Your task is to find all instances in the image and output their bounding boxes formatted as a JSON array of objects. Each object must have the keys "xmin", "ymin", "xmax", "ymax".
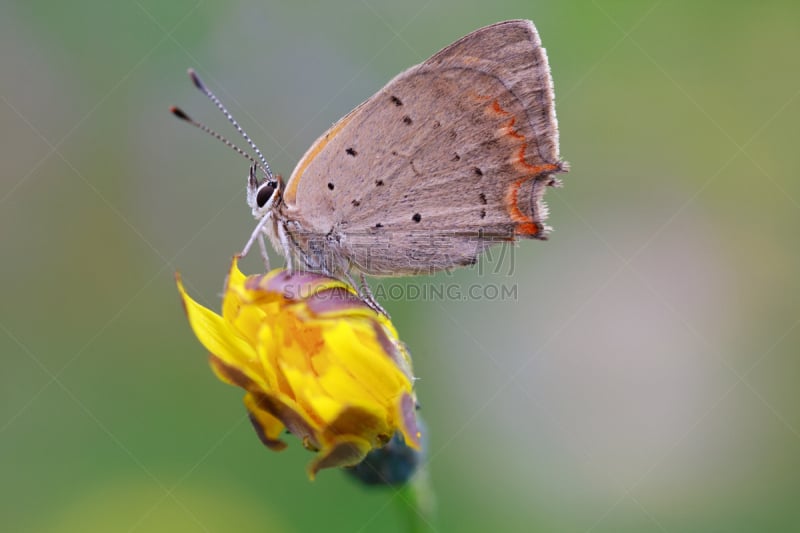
[{"xmin": 396, "ymin": 469, "xmax": 437, "ymax": 533}]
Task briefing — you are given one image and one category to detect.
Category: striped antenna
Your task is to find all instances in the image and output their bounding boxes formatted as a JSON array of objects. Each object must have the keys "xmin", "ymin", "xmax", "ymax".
[
  {"xmin": 170, "ymin": 106, "xmax": 259, "ymax": 167},
  {"xmin": 187, "ymin": 69, "xmax": 274, "ymax": 181}
]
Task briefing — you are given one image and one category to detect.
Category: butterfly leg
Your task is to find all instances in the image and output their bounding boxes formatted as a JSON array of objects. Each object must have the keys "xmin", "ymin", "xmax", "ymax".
[
  {"xmin": 242, "ymin": 213, "xmax": 272, "ymax": 259},
  {"xmin": 357, "ymin": 272, "xmax": 389, "ymax": 318},
  {"xmin": 277, "ymin": 220, "xmax": 295, "ymax": 274},
  {"xmin": 257, "ymin": 233, "xmax": 271, "ymax": 270},
  {"xmin": 330, "ymin": 254, "xmax": 386, "ymax": 316}
]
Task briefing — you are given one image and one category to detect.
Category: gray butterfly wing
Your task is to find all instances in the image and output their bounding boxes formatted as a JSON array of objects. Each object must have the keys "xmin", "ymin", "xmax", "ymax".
[{"xmin": 281, "ymin": 20, "xmax": 567, "ymax": 276}]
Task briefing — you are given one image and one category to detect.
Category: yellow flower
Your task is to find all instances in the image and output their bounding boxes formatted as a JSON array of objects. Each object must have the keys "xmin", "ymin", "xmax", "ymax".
[{"xmin": 176, "ymin": 258, "xmax": 421, "ymax": 479}]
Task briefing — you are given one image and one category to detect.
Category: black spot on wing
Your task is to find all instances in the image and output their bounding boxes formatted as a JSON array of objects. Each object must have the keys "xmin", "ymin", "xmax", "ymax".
[
  {"xmin": 479, "ymin": 193, "xmax": 487, "ymax": 205},
  {"xmin": 473, "ymin": 167, "xmax": 483, "ymax": 177},
  {"xmin": 327, "ymin": 182, "xmax": 334, "ymax": 190},
  {"xmin": 412, "ymin": 213, "xmax": 421, "ymax": 223},
  {"xmin": 375, "ymin": 179, "xmax": 384, "ymax": 187},
  {"xmin": 346, "ymin": 147, "xmax": 357, "ymax": 156},
  {"xmin": 351, "ymin": 199, "xmax": 360, "ymax": 207},
  {"xmin": 390, "ymin": 95, "xmax": 403, "ymax": 106},
  {"xmin": 402, "ymin": 116, "xmax": 412, "ymax": 125}
]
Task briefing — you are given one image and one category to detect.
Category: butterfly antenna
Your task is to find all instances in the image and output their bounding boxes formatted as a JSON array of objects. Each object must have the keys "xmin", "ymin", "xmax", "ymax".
[
  {"xmin": 170, "ymin": 106, "xmax": 259, "ymax": 166},
  {"xmin": 187, "ymin": 69, "xmax": 274, "ymax": 181}
]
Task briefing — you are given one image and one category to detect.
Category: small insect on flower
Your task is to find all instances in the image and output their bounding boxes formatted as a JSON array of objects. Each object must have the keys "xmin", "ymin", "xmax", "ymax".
[{"xmin": 176, "ymin": 258, "xmax": 421, "ymax": 479}]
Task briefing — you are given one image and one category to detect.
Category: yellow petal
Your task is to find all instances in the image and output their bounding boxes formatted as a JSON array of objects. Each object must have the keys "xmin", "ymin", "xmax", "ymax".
[
  {"xmin": 322, "ymin": 404, "xmax": 391, "ymax": 446},
  {"xmin": 244, "ymin": 392, "xmax": 287, "ymax": 451},
  {"xmin": 247, "ymin": 391, "xmax": 322, "ymax": 451},
  {"xmin": 226, "ymin": 256, "xmax": 247, "ymax": 290},
  {"xmin": 252, "ymin": 321, "xmax": 279, "ymax": 391},
  {"xmin": 396, "ymin": 392, "xmax": 422, "ymax": 450},
  {"xmin": 177, "ymin": 274, "xmax": 262, "ymax": 385},
  {"xmin": 316, "ymin": 364, "xmax": 384, "ymax": 409},
  {"xmin": 280, "ymin": 362, "xmax": 337, "ymax": 425},
  {"xmin": 307, "ymin": 435, "xmax": 372, "ymax": 480},
  {"xmin": 322, "ymin": 322, "xmax": 410, "ymax": 402}
]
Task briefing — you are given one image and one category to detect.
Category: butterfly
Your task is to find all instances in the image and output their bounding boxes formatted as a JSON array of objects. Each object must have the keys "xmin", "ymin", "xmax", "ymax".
[{"xmin": 173, "ymin": 20, "xmax": 567, "ymax": 310}]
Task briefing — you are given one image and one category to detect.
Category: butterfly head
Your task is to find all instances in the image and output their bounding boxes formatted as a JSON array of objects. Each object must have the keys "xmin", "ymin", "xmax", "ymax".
[{"xmin": 247, "ymin": 164, "xmax": 282, "ymax": 220}]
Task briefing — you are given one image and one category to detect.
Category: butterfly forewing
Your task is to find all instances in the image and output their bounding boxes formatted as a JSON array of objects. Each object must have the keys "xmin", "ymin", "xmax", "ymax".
[{"xmin": 281, "ymin": 20, "xmax": 566, "ymax": 276}]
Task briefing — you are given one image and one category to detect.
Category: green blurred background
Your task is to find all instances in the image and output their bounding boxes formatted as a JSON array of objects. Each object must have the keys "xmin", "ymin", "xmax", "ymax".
[{"xmin": 2, "ymin": 0, "xmax": 799, "ymax": 531}]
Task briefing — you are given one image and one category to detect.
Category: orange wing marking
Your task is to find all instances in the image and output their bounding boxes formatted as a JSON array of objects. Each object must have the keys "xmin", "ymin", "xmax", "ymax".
[
  {"xmin": 284, "ymin": 114, "xmax": 355, "ymax": 206},
  {"xmin": 505, "ymin": 179, "xmax": 539, "ymax": 236},
  {"xmin": 485, "ymin": 98, "xmax": 559, "ymax": 236}
]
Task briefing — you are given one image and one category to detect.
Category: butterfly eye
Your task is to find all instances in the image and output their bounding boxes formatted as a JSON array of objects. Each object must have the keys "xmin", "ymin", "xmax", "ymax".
[{"xmin": 256, "ymin": 181, "xmax": 277, "ymax": 208}]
